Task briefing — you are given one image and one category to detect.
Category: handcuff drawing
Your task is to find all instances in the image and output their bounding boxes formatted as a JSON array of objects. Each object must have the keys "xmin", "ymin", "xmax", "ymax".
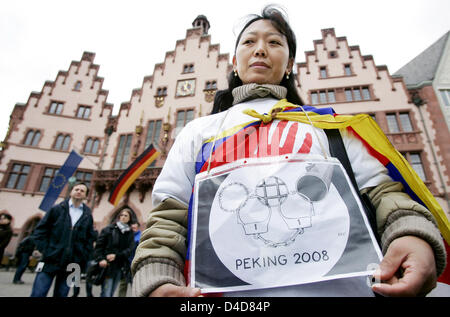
[{"xmin": 217, "ymin": 163, "xmax": 334, "ymax": 248}]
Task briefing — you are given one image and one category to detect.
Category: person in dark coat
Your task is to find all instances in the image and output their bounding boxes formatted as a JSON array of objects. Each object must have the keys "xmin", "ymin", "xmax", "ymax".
[
  {"xmin": 30, "ymin": 182, "xmax": 96, "ymax": 297},
  {"xmin": 0, "ymin": 213, "xmax": 13, "ymax": 267},
  {"xmin": 94, "ymin": 208, "xmax": 135, "ymax": 297},
  {"xmin": 12, "ymin": 234, "xmax": 36, "ymax": 284}
]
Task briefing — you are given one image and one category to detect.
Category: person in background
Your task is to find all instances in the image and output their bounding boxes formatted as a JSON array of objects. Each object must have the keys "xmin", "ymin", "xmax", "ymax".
[
  {"xmin": 118, "ymin": 221, "xmax": 141, "ymax": 297},
  {"xmin": 30, "ymin": 182, "xmax": 96, "ymax": 297},
  {"xmin": 12, "ymin": 234, "xmax": 36, "ymax": 284},
  {"xmin": 0, "ymin": 213, "xmax": 13, "ymax": 269},
  {"xmin": 72, "ymin": 225, "xmax": 98, "ymax": 297},
  {"xmin": 94, "ymin": 209, "xmax": 135, "ymax": 297}
]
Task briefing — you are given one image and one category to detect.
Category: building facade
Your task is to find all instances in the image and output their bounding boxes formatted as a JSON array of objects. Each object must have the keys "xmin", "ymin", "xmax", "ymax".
[
  {"xmin": 0, "ymin": 17, "xmax": 448, "ymax": 260},
  {"xmin": 394, "ymin": 31, "xmax": 450, "ymax": 212},
  {"xmin": 0, "ymin": 52, "xmax": 113, "ymax": 259}
]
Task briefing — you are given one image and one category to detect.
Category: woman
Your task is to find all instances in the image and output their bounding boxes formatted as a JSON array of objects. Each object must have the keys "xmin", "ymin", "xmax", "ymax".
[
  {"xmin": 0, "ymin": 213, "xmax": 13, "ymax": 267},
  {"xmin": 131, "ymin": 5, "xmax": 446, "ymax": 297},
  {"xmin": 95, "ymin": 209, "xmax": 135, "ymax": 297}
]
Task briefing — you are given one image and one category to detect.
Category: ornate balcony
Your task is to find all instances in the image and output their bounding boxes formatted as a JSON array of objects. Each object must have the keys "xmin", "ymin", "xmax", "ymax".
[{"xmin": 92, "ymin": 167, "xmax": 162, "ymax": 205}]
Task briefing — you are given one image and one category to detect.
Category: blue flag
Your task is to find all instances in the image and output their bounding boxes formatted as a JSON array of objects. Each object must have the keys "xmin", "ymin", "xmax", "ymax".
[{"xmin": 39, "ymin": 150, "xmax": 83, "ymax": 212}]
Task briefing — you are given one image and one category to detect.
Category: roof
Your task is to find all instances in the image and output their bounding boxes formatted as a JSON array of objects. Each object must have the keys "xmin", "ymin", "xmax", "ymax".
[{"xmin": 394, "ymin": 31, "xmax": 449, "ymax": 86}]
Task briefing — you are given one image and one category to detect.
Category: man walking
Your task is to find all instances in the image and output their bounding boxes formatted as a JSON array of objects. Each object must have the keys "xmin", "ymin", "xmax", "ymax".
[
  {"xmin": 12, "ymin": 234, "xmax": 35, "ymax": 284},
  {"xmin": 30, "ymin": 182, "xmax": 96, "ymax": 297}
]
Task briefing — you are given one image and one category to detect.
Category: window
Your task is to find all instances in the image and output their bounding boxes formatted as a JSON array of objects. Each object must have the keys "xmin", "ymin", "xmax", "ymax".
[
  {"xmin": 311, "ymin": 92, "xmax": 319, "ymax": 105},
  {"xmin": 353, "ymin": 89, "xmax": 362, "ymax": 101},
  {"xmin": 362, "ymin": 87, "xmax": 371, "ymax": 100},
  {"xmin": 410, "ymin": 153, "xmax": 426, "ymax": 181},
  {"xmin": 84, "ymin": 137, "xmax": 100, "ymax": 154},
  {"xmin": 175, "ymin": 109, "xmax": 194, "ymax": 136},
  {"xmin": 39, "ymin": 167, "xmax": 58, "ymax": 192},
  {"xmin": 6, "ymin": 163, "xmax": 30, "ymax": 190},
  {"xmin": 327, "ymin": 91, "xmax": 336, "ymax": 103},
  {"xmin": 114, "ymin": 134, "xmax": 133, "ymax": 169},
  {"xmin": 399, "ymin": 113, "xmax": 413, "ymax": 132},
  {"xmin": 319, "ymin": 67, "xmax": 327, "ymax": 79},
  {"xmin": 205, "ymin": 81, "xmax": 217, "ymax": 90},
  {"xmin": 74, "ymin": 81, "xmax": 82, "ymax": 91},
  {"xmin": 387, "ymin": 112, "xmax": 413, "ymax": 133},
  {"xmin": 344, "ymin": 86, "xmax": 372, "ymax": 102},
  {"xmin": 54, "ymin": 134, "xmax": 71, "ymax": 151},
  {"xmin": 345, "ymin": 89, "xmax": 353, "ymax": 102},
  {"xmin": 386, "ymin": 114, "xmax": 400, "ymax": 132},
  {"xmin": 310, "ymin": 89, "xmax": 336, "ymax": 105},
  {"xmin": 145, "ymin": 120, "xmax": 162, "ymax": 148},
  {"xmin": 24, "ymin": 130, "xmax": 41, "ymax": 146},
  {"xmin": 183, "ymin": 64, "xmax": 194, "ymax": 73},
  {"xmin": 76, "ymin": 106, "xmax": 91, "ymax": 119},
  {"xmin": 439, "ymin": 89, "xmax": 450, "ymax": 107},
  {"xmin": 74, "ymin": 171, "xmax": 92, "ymax": 189},
  {"xmin": 328, "ymin": 51, "xmax": 338, "ymax": 58},
  {"xmin": 157, "ymin": 87, "xmax": 167, "ymax": 96},
  {"xmin": 49, "ymin": 102, "xmax": 63, "ymax": 115},
  {"xmin": 319, "ymin": 91, "xmax": 327, "ymax": 104},
  {"xmin": 344, "ymin": 64, "xmax": 352, "ymax": 76}
]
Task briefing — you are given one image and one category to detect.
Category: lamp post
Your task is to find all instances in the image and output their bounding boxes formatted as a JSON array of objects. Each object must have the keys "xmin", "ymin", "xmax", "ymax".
[{"xmin": 66, "ymin": 176, "xmax": 77, "ymax": 198}]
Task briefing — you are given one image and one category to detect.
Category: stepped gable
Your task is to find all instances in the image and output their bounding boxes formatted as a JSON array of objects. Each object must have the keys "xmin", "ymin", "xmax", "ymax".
[
  {"xmin": 297, "ymin": 27, "xmax": 409, "ymax": 97},
  {"xmin": 117, "ymin": 16, "xmax": 230, "ymax": 117}
]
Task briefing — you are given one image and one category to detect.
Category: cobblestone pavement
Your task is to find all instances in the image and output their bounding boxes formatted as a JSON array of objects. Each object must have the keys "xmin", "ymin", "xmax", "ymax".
[
  {"xmin": 0, "ymin": 268, "xmax": 130, "ymax": 297},
  {"xmin": 1, "ymin": 267, "xmax": 449, "ymax": 297}
]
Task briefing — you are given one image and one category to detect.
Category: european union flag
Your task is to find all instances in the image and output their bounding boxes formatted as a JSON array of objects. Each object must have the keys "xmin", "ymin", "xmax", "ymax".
[{"xmin": 38, "ymin": 150, "xmax": 83, "ymax": 212}]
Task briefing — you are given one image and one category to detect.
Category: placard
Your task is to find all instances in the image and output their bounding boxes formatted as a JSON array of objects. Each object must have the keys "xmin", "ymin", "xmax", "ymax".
[{"xmin": 190, "ymin": 155, "xmax": 382, "ymax": 293}]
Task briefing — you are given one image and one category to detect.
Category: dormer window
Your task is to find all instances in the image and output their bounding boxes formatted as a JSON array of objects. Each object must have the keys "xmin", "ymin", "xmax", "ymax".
[
  {"xmin": 205, "ymin": 81, "xmax": 217, "ymax": 90},
  {"xmin": 49, "ymin": 101, "xmax": 63, "ymax": 115},
  {"xmin": 344, "ymin": 64, "xmax": 352, "ymax": 76},
  {"xmin": 320, "ymin": 67, "xmax": 328, "ymax": 79},
  {"xmin": 23, "ymin": 129, "xmax": 41, "ymax": 146},
  {"xmin": 76, "ymin": 105, "xmax": 91, "ymax": 119},
  {"xmin": 183, "ymin": 64, "xmax": 194, "ymax": 73},
  {"xmin": 157, "ymin": 87, "xmax": 167, "ymax": 96},
  {"xmin": 74, "ymin": 81, "xmax": 82, "ymax": 91},
  {"xmin": 328, "ymin": 51, "xmax": 338, "ymax": 58}
]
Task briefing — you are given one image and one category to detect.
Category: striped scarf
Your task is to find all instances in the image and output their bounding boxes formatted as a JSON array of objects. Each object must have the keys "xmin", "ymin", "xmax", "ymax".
[{"xmin": 232, "ymin": 84, "xmax": 287, "ymax": 105}]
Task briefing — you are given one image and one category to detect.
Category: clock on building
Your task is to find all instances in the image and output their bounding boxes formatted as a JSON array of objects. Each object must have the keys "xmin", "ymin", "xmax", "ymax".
[{"xmin": 176, "ymin": 79, "xmax": 196, "ymax": 97}]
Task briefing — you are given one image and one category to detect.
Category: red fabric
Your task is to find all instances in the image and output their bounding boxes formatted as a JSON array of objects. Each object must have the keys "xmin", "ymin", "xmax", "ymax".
[{"xmin": 437, "ymin": 239, "xmax": 450, "ymax": 285}]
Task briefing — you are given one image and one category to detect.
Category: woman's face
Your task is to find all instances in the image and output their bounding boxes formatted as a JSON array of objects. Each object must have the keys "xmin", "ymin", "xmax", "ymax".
[
  {"xmin": 119, "ymin": 211, "xmax": 131, "ymax": 224},
  {"xmin": 234, "ymin": 19, "xmax": 293, "ymax": 85}
]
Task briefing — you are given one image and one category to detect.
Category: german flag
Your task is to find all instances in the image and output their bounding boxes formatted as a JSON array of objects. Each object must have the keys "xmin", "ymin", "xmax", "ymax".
[{"xmin": 108, "ymin": 144, "xmax": 160, "ymax": 206}]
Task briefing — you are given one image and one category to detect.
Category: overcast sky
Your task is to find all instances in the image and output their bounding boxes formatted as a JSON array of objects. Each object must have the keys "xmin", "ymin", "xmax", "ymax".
[{"xmin": 1, "ymin": 0, "xmax": 449, "ymax": 141}]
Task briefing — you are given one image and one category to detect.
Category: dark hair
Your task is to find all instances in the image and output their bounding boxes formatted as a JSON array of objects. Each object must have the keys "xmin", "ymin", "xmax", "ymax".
[
  {"xmin": 118, "ymin": 208, "xmax": 133, "ymax": 225},
  {"xmin": 73, "ymin": 181, "xmax": 89, "ymax": 196},
  {"xmin": 212, "ymin": 5, "xmax": 303, "ymax": 114},
  {"xmin": 0, "ymin": 213, "xmax": 12, "ymax": 221}
]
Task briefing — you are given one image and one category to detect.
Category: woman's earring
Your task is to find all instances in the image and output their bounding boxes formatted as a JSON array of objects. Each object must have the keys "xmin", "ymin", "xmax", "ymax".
[
  {"xmin": 286, "ymin": 72, "xmax": 290, "ymax": 79},
  {"xmin": 234, "ymin": 69, "xmax": 238, "ymax": 77}
]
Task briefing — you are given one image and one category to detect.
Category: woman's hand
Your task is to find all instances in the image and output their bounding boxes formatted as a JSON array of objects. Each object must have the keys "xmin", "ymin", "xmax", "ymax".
[
  {"xmin": 99, "ymin": 259, "xmax": 108, "ymax": 268},
  {"xmin": 106, "ymin": 254, "xmax": 116, "ymax": 262},
  {"xmin": 372, "ymin": 235, "xmax": 437, "ymax": 296},
  {"xmin": 149, "ymin": 284, "xmax": 202, "ymax": 297}
]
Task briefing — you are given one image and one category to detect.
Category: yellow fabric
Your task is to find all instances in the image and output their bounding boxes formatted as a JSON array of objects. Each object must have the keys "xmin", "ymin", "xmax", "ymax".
[{"xmin": 240, "ymin": 99, "xmax": 450, "ymax": 244}]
